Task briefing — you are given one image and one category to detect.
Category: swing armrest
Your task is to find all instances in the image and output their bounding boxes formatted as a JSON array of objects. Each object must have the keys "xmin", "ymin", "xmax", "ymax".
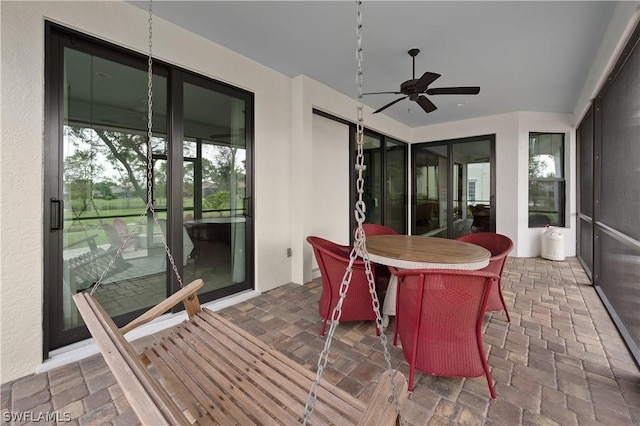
[
  {"xmin": 120, "ymin": 279, "xmax": 204, "ymax": 335},
  {"xmin": 358, "ymin": 370, "xmax": 408, "ymax": 426}
]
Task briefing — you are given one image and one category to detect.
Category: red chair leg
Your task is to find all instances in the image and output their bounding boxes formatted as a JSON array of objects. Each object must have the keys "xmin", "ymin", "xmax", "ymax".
[
  {"xmin": 477, "ymin": 302, "xmax": 496, "ymax": 399},
  {"xmin": 320, "ymin": 318, "xmax": 327, "ymax": 336},
  {"xmin": 498, "ymin": 284, "xmax": 511, "ymax": 322},
  {"xmin": 408, "ymin": 364, "xmax": 416, "ymax": 392}
]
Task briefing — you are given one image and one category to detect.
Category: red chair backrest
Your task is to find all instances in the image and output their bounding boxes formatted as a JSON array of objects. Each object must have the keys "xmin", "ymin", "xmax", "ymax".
[
  {"xmin": 456, "ymin": 232, "xmax": 513, "ymax": 258},
  {"xmin": 456, "ymin": 232, "xmax": 513, "ymax": 275},
  {"xmin": 393, "ymin": 268, "xmax": 498, "ymax": 378},
  {"xmin": 306, "ymin": 236, "xmax": 376, "ymax": 323},
  {"xmin": 360, "ymin": 224, "xmax": 399, "ymax": 236},
  {"xmin": 307, "ymin": 236, "xmax": 353, "ymax": 262},
  {"xmin": 112, "ymin": 218, "xmax": 128, "ymax": 236}
]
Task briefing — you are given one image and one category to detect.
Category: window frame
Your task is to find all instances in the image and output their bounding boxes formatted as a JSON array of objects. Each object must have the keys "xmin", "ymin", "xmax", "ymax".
[{"xmin": 528, "ymin": 132, "xmax": 566, "ymax": 227}]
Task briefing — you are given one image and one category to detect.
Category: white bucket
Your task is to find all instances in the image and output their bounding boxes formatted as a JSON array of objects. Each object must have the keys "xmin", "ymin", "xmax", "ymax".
[{"xmin": 541, "ymin": 227, "xmax": 564, "ymax": 261}]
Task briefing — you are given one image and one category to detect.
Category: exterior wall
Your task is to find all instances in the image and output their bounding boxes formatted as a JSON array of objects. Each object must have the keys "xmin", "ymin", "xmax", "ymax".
[
  {"xmin": 411, "ymin": 112, "xmax": 575, "ymax": 258},
  {"xmin": 289, "ymin": 76, "xmax": 411, "ymax": 285},
  {"xmin": 1, "ymin": 0, "xmax": 637, "ymax": 383},
  {"xmin": 1, "ymin": 0, "xmax": 296, "ymax": 383}
]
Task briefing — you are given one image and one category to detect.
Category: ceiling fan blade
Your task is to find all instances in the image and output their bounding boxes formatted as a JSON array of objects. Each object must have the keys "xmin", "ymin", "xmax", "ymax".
[
  {"xmin": 362, "ymin": 91, "xmax": 403, "ymax": 95},
  {"xmin": 414, "ymin": 72, "xmax": 441, "ymax": 93},
  {"xmin": 426, "ymin": 86, "xmax": 481, "ymax": 95},
  {"xmin": 416, "ymin": 95, "xmax": 437, "ymax": 114},
  {"xmin": 373, "ymin": 96, "xmax": 407, "ymax": 114}
]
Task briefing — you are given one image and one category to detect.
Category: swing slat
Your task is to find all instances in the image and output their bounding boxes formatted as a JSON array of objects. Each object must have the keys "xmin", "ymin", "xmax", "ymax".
[
  {"xmin": 73, "ymin": 290, "xmax": 189, "ymax": 424},
  {"xmin": 73, "ymin": 280, "xmax": 406, "ymax": 425}
]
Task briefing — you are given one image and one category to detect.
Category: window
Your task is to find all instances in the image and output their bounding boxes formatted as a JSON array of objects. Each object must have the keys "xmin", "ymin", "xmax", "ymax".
[
  {"xmin": 528, "ymin": 132, "xmax": 565, "ymax": 227},
  {"xmin": 467, "ymin": 180, "xmax": 477, "ymax": 202}
]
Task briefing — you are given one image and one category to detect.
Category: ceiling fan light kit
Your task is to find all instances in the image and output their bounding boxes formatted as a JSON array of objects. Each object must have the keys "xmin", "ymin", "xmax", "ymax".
[{"xmin": 363, "ymin": 48, "xmax": 480, "ymax": 114}]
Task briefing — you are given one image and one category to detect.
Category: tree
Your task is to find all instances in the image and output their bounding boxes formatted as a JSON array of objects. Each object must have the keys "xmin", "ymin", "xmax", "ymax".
[
  {"xmin": 204, "ymin": 191, "xmax": 230, "ymax": 211},
  {"xmin": 93, "ymin": 180, "xmax": 116, "ymax": 199},
  {"xmin": 94, "ymin": 129, "xmax": 150, "ymax": 204},
  {"xmin": 204, "ymin": 146, "xmax": 245, "ymax": 191},
  {"xmin": 202, "ymin": 146, "xmax": 245, "ymax": 214},
  {"xmin": 66, "ymin": 126, "xmax": 150, "ymax": 205},
  {"xmin": 64, "ymin": 144, "xmax": 104, "ymax": 215}
]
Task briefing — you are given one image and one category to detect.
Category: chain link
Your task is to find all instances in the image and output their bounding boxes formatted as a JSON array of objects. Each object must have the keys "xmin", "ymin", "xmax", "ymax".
[
  {"xmin": 302, "ymin": 2, "xmax": 402, "ymax": 423},
  {"xmin": 91, "ymin": 0, "xmax": 184, "ymax": 295}
]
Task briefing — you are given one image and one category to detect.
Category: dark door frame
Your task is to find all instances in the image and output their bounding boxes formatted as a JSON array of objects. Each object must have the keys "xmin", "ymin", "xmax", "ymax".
[
  {"xmin": 411, "ymin": 134, "xmax": 496, "ymax": 238},
  {"xmin": 43, "ymin": 22, "xmax": 254, "ymax": 355}
]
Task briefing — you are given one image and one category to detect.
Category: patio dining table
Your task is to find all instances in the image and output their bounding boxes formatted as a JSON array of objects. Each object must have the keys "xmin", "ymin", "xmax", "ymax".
[{"xmin": 361, "ymin": 234, "xmax": 491, "ymax": 326}]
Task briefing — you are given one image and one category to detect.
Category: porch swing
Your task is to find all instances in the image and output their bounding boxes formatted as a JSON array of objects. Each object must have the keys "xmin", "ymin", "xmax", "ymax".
[{"xmin": 72, "ymin": 2, "xmax": 407, "ymax": 424}]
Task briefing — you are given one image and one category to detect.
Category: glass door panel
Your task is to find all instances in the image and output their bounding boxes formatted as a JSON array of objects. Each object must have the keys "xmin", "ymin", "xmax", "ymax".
[
  {"xmin": 361, "ymin": 134, "xmax": 382, "ymax": 224},
  {"xmin": 414, "ymin": 145, "xmax": 448, "ymax": 237},
  {"xmin": 385, "ymin": 139, "xmax": 407, "ymax": 233},
  {"xmin": 60, "ymin": 47, "xmax": 168, "ymax": 335},
  {"xmin": 452, "ymin": 139, "xmax": 492, "ymax": 237},
  {"xmin": 412, "ymin": 136, "xmax": 494, "ymax": 238},
  {"xmin": 182, "ymin": 82, "xmax": 249, "ymax": 296},
  {"xmin": 350, "ymin": 132, "xmax": 408, "ymax": 234}
]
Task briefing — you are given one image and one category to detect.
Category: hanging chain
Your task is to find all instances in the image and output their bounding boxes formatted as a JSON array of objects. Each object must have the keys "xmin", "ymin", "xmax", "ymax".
[
  {"xmin": 353, "ymin": 1, "xmax": 402, "ymax": 419},
  {"xmin": 91, "ymin": 0, "xmax": 184, "ymax": 295},
  {"xmin": 302, "ymin": 2, "xmax": 402, "ymax": 423}
]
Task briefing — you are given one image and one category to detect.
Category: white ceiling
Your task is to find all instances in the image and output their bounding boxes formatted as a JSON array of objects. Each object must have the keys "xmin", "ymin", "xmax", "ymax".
[{"xmin": 129, "ymin": 1, "xmax": 617, "ymax": 128}]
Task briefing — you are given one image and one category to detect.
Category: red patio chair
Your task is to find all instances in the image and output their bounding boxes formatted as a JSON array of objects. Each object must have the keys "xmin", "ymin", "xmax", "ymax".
[
  {"xmin": 456, "ymin": 232, "xmax": 514, "ymax": 321},
  {"xmin": 307, "ymin": 236, "xmax": 381, "ymax": 336},
  {"xmin": 361, "ymin": 223, "xmax": 399, "ymax": 236},
  {"xmin": 112, "ymin": 218, "xmax": 140, "ymax": 250},
  {"xmin": 390, "ymin": 267, "xmax": 499, "ymax": 397}
]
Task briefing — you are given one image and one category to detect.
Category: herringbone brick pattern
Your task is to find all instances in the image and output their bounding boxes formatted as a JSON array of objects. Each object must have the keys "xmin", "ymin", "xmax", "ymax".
[{"xmin": 2, "ymin": 257, "xmax": 639, "ymax": 425}]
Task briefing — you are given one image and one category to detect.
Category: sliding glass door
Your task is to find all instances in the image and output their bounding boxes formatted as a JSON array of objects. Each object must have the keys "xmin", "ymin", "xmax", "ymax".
[
  {"xmin": 412, "ymin": 135, "xmax": 495, "ymax": 238},
  {"xmin": 45, "ymin": 24, "xmax": 253, "ymax": 351},
  {"xmin": 351, "ymin": 131, "xmax": 408, "ymax": 234}
]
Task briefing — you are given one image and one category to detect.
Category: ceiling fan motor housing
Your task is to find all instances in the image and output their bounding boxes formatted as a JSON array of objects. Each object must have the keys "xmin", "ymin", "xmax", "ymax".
[{"xmin": 400, "ymin": 79, "xmax": 421, "ymax": 96}]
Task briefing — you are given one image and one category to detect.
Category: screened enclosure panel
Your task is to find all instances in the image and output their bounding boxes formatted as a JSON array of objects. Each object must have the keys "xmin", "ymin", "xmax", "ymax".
[
  {"xmin": 600, "ymin": 40, "xmax": 640, "ymax": 242},
  {"xmin": 598, "ymin": 233, "xmax": 640, "ymax": 357},
  {"xmin": 579, "ymin": 218, "xmax": 593, "ymax": 275},
  {"xmin": 591, "ymin": 22, "xmax": 640, "ymax": 366},
  {"xmin": 578, "ymin": 111, "xmax": 594, "ymax": 217}
]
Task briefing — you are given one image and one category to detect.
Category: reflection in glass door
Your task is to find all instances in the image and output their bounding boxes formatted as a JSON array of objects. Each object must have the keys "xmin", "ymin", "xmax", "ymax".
[
  {"xmin": 385, "ymin": 139, "xmax": 408, "ymax": 232},
  {"xmin": 55, "ymin": 45, "xmax": 169, "ymax": 347},
  {"xmin": 181, "ymin": 79, "xmax": 251, "ymax": 300},
  {"xmin": 46, "ymin": 26, "xmax": 254, "ymax": 351},
  {"xmin": 413, "ymin": 145, "xmax": 448, "ymax": 236},
  {"xmin": 350, "ymin": 130, "xmax": 408, "ymax": 234},
  {"xmin": 412, "ymin": 135, "xmax": 494, "ymax": 238},
  {"xmin": 453, "ymin": 139, "xmax": 493, "ymax": 236},
  {"xmin": 361, "ymin": 134, "xmax": 382, "ymax": 224}
]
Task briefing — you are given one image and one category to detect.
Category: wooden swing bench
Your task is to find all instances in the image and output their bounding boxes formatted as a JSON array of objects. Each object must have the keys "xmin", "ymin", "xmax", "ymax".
[
  {"xmin": 73, "ymin": 279, "xmax": 407, "ymax": 425},
  {"xmin": 66, "ymin": 247, "xmax": 130, "ymax": 293}
]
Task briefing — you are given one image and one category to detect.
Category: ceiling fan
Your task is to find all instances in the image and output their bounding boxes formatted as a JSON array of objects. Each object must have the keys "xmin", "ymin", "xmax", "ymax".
[{"xmin": 363, "ymin": 48, "xmax": 480, "ymax": 114}]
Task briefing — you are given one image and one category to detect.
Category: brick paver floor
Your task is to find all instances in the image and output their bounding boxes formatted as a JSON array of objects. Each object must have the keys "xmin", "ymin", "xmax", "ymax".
[{"xmin": 2, "ymin": 257, "xmax": 639, "ymax": 425}]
